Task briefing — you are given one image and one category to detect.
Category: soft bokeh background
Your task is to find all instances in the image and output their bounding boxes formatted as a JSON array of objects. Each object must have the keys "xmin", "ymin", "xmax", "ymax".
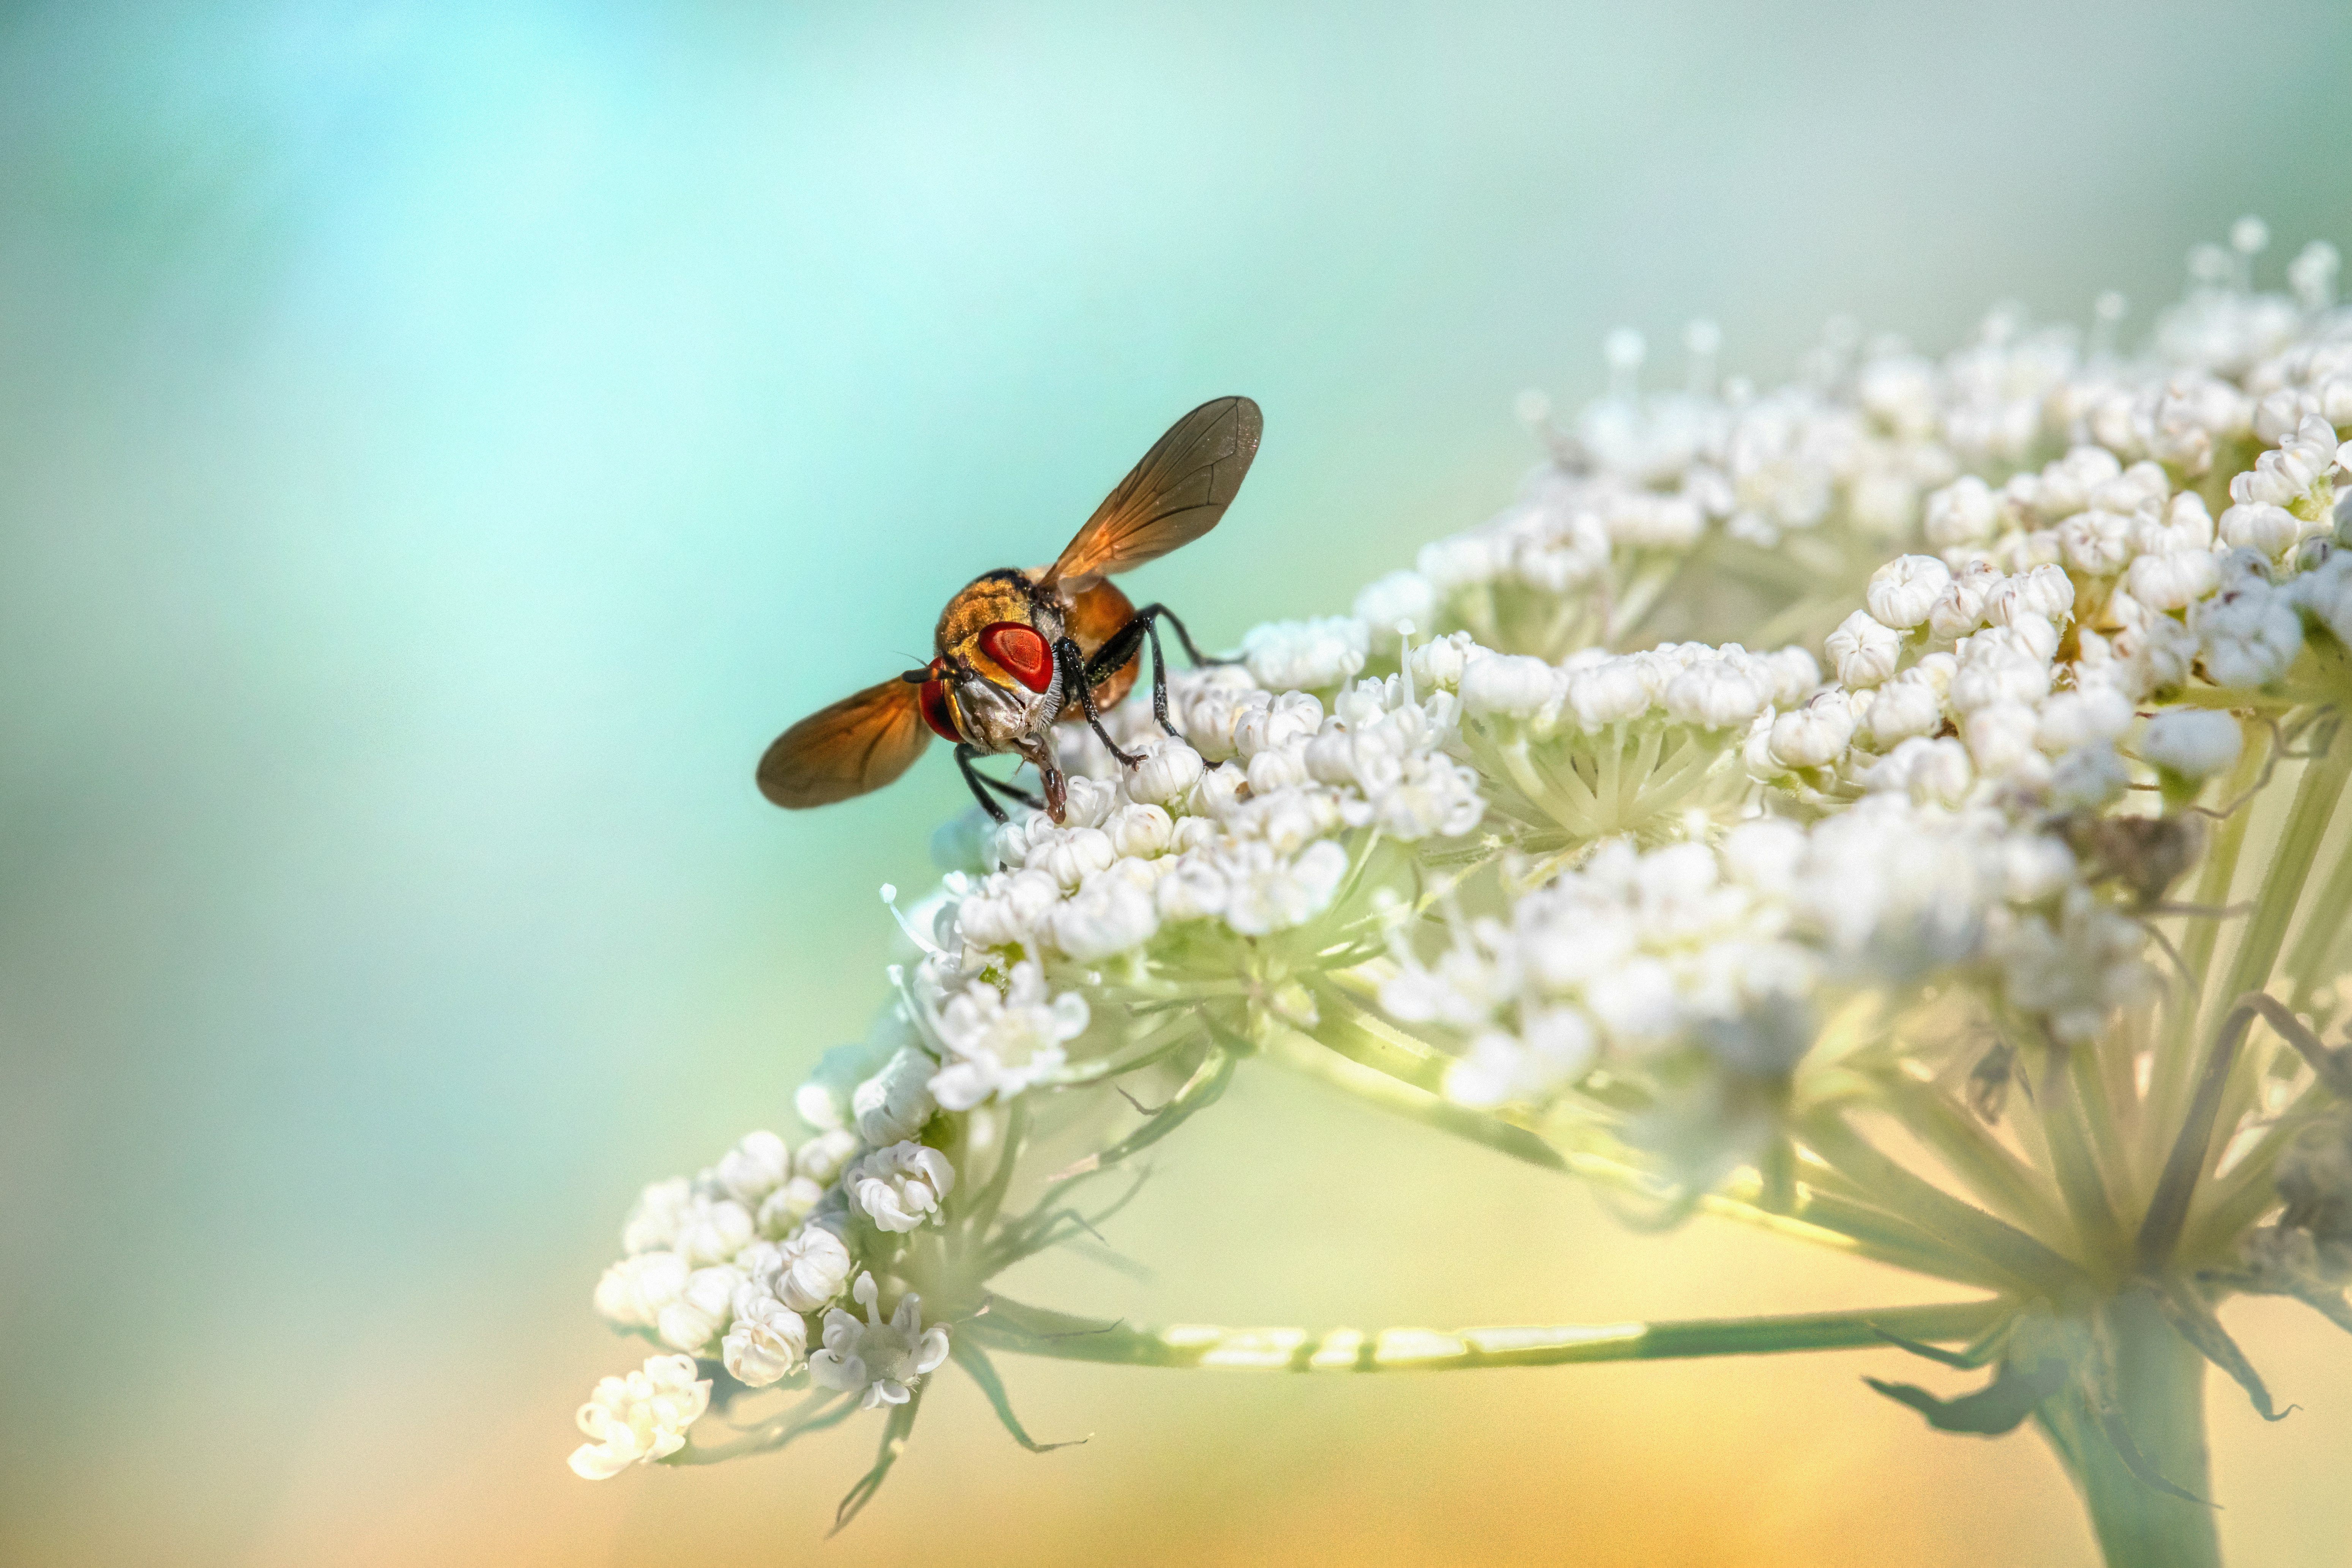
[{"xmin": 5, "ymin": 2, "xmax": 2352, "ymax": 1563}]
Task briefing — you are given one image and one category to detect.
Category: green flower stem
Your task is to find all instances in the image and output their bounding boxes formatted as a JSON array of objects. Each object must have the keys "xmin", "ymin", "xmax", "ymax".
[
  {"xmin": 2145, "ymin": 741, "xmax": 2267, "ymax": 1157},
  {"xmin": 955, "ymin": 1098, "xmax": 1030, "ymax": 1263},
  {"xmin": 970, "ymin": 1294, "xmax": 2010, "ymax": 1372},
  {"xmin": 2282, "ymin": 805, "xmax": 2352, "ymax": 1007},
  {"xmin": 1880, "ymin": 1080, "xmax": 2072, "ymax": 1246},
  {"xmin": 1298, "ymin": 1006, "xmax": 1994, "ymax": 1288},
  {"xmin": 2043, "ymin": 1052, "xmax": 2130, "ymax": 1270},
  {"xmin": 1800, "ymin": 1109, "xmax": 2096, "ymax": 1301},
  {"xmin": 2200, "ymin": 726, "xmax": 2350, "ymax": 1150},
  {"xmin": 2180, "ymin": 1096, "xmax": 2338, "ymax": 1263},
  {"xmin": 2035, "ymin": 1291, "xmax": 2219, "ymax": 1568}
]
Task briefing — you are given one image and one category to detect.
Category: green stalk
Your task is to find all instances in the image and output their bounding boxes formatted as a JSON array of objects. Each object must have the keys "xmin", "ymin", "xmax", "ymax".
[
  {"xmin": 2043, "ymin": 1052, "xmax": 2129, "ymax": 1270},
  {"xmin": 2145, "ymin": 742, "xmax": 2265, "ymax": 1158},
  {"xmin": 971, "ymin": 1294, "xmax": 2010, "ymax": 1371},
  {"xmin": 1881, "ymin": 1081, "xmax": 2072, "ymax": 1245},
  {"xmin": 1800, "ymin": 1109, "xmax": 2095, "ymax": 1301},
  {"xmin": 1286, "ymin": 1006, "xmax": 2001, "ymax": 1285},
  {"xmin": 2282, "ymin": 812, "xmax": 2352, "ymax": 1006},
  {"xmin": 2200, "ymin": 732, "xmax": 2350, "ymax": 1155},
  {"xmin": 2035, "ymin": 1292, "xmax": 2219, "ymax": 1568}
]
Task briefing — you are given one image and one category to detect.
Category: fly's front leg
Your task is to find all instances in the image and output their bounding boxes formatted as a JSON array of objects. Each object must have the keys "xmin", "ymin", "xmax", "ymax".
[
  {"xmin": 955, "ymin": 748, "xmax": 1030, "ymax": 823},
  {"xmin": 1057, "ymin": 635, "xmax": 1141, "ymax": 767},
  {"xmin": 953, "ymin": 743, "xmax": 1044, "ymax": 819}
]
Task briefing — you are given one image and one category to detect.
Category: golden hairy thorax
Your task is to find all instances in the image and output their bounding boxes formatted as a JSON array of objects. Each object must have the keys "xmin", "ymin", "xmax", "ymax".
[{"xmin": 934, "ymin": 569, "xmax": 1139, "ymax": 717}]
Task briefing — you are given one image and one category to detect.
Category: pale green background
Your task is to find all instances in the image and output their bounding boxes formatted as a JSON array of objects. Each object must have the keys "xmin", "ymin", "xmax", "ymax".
[{"xmin": 3, "ymin": 3, "xmax": 2350, "ymax": 1565}]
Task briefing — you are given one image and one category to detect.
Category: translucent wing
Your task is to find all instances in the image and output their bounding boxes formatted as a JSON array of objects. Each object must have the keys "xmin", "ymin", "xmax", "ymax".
[
  {"xmin": 1044, "ymin": 396, "xmax": 1261, "ymax": 590},
  {"xmin": 757, "ymin": 678, "xmax": 932, "ymax": 809}
]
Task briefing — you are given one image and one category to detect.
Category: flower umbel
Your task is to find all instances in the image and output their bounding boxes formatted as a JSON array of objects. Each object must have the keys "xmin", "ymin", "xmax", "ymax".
[{"xmin": 568, "ymin": 222, "xmax": 2352, "ymax": 1566}]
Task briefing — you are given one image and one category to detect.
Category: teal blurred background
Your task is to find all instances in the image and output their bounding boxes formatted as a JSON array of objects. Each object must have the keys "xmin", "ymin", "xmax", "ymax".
[{"xmin": 4, "ymin": 3, "xmax": 2351, "ymax": 1563}]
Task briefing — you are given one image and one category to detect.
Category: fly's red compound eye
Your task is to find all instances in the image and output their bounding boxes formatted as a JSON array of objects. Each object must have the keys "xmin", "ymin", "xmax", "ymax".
[
  {"xmin": 917, "ymin": 679, "xmax": 961, "ymax": 741},
  {"xmin": 977, "ymin": 622, "xmax": 1055, "ymax": 693}
]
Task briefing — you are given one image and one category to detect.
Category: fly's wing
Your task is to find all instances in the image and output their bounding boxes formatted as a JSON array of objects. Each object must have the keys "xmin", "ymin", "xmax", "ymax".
[
  {"xmin": 1043, "ymin": 396, "xmax": 1261, "ymax": 590},
  {"xmin": 757, "ymin": 678, "xmax": 932, "ymax": 809}
]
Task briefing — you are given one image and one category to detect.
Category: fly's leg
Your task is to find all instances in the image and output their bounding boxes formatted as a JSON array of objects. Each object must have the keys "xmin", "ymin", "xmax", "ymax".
[
  {"xmin": 1057, "ymin": 636, "xmax": 1141, "ymax": 767},
  {"xmin": 1084, "ymin": 603, "xmax": 1219, "ymax": 740},
  {"xmin": 1132, "ymin": 603, "xmax": 1226, "ymax": 670},
  {"xmin": 954, "ymin": 744, "xmax": 1043, "ymax": 823}
]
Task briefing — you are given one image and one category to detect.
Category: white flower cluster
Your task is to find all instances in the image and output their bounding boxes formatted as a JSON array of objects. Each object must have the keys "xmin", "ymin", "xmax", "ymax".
[
  {"xmin": 1341, "ymin": 310, "xmax": 2121, "ymax": 659},
  {"xmin": 569, "ymin": 1354, "xmax": 711, "ymax": 1479},
  {"xmin": 1433, "ymin": 633, "xmax": 1819, "ymax": 843},
  {"xmin": 1386, "ymin": 797, "xmax": 2140, "ymax": 1123},
  {"xmin": 572, "ymin": 226, "xmax": 2352, "ymax": 1500},
  {"xmin": 575, "ymin": 1010, "xmax": 1007, "ymax": 1453},
  {"xmin": 951, "ymin": 664, "xmax": 1484, "ymax": 971}
]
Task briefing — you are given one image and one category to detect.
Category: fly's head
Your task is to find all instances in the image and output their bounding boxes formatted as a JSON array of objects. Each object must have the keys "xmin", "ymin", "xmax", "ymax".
[{"xmin": 905, "ymin": 619, "xmax": 1066, "ymax": 753}]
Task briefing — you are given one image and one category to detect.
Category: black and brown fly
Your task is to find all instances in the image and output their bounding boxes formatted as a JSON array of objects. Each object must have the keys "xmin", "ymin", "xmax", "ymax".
[{"xmin": 756, "ymin": 397, "xmax": 1262, "ymax": 825}]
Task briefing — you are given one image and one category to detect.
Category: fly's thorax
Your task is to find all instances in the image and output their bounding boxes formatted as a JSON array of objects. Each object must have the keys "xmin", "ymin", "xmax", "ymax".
[{"xmin": 936, "ymin": 570, "xmax": 1064, "ymax": 656}]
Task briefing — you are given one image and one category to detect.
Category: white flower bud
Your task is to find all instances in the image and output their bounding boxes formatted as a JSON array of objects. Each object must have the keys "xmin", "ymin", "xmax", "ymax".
[
  {"xmin": 2126, "ymin": 548, "xmax": 2220, "ymax": 611},
  {"xmin": 2001, "ymin": 834, "xmax": 2078, "ymax": 902},
  {"xmin": 1565, "ymin": 658, "xmax": 1652, "ymax": 728},
  {"xmin": 2194, "ymin": 568, "xmax": 2304, "ymax": 688},
  {"xmin": 1767, "ymin": 695, "xmax": 1855, "ymax": 769},
  {"xmin": 1155, "ymin": 856, "xmax": 1229, "ymax": 921},
  {"xmin": 1107, "ymin": 803, "xmax": 1174, "ymax": 858},
  {"xmin": 1222, "ymin": 840, "xmax": 1349, "ymax": 935},
  {"xmin": 674, "ymin": 1199, "xmax": 756, "ymax": 1269},
  {"xmin": 1035, "ymin": 825, "xmax": 1116, "ymax": 890},
  {"xmin": 1232, "ymin": 691, "xmax": 1324, "ymax": 758},
  {"xmin": 1246, "ymin": 745, "xmax": 1309, "ymax": 795},
  {"xmin": 2034, "ymin": 685, "xmax": 2132, "ymax": 753},
  {"xmin": 1417, "ymin": 532, "xmax": 1501, "ymax": 593},
  {"xmin": 1928, "ymin": 567, "xmax": 1999, "ymax": 640},
  {"xmin": 1826, "ymin": 610, "xmax": 1903, "ymax": 688},
  {"xmin": 1352, "ymin": 570, "xmax": 1438, "ymax": 648},
  {"xmin": 2219, "ymin": 502, "xmax": 2304, "ymax": 557},
  {"xmin": 1865, "ymin": 672, "xmax": 1945, "ymax": 746},
  {"xmin": 1408, "ymin": 630, "xmax": 1478, "ymax": 693},
  {"xmin": 1663, "ymin": 661, "xmax": 1770, "ymax": 728},
  {"xmin": 2289, "ymin": 554, "xmax": 2352, "ymax": 645},
  {"xmin": 595, "ymin": 1250, "xmax": 687, "ymax": 1328},
  {"xmin": 570, "ymin": 1354, "xmax": 710, "ymax": 1480},
  {"xmin": 711, "ymin": 1130, "xmax": 793, "ymax": 1205},
  {"xmin": 1924, "ymin": 476, "xmax": 2000, "ymax": 549},
  {"xmin": 1048, "ymin": 876, "xmax": 1159, "ymax": 960},
  {"xmin": 756, "ymin": 1176, "xmax": 824, "ymax": 1236},
  {"xmin": 1240, "ymin": 617, "xmax": 1369, "ymax": 692},
  {"xmin": 852, "ymin": 1047, "xmax": 938, "ymax": 1147},
  {"xmin": 1868, "ymin": 736, "xmax": 1974, "ymax": 807},
  {"xmin": 1962, "ymin": 702, "xmax": 2043, "ymax": 782},
  {"xmin": 1059, "ymin": 773, "xmax": 1118, "ymax": 829},
  {"xmin": 657, "ymin": 1264, "xmax": 741, "ymax": 1353},
  {"xmin": 1126, "ymin": 740, "xmax": 1205, "ymax": 805},
  {"xmin": 795, "ymin": 1127, "xmax": 858, "ymax": 1183},
  {"xmin": 722, "ymin": 1294, "xmax": 809, "ymax": 1387},
  {"xmin": 2049, "ymin": 744, "xmax": 2130, "ymax": 810},
  {"xmin": 1866, "ymin": 555, "xmax": 1952, "ymax": 629},
  {"xmin": 846, "ymin": 1142, "xmax": 956, "ymax": 1233},
  {"xmin": 1460, "ymin": 654, "xmax": 1563, "ymax": 721},
  {"xmin": 1762, "ymin": 647, "xmax": 1822, "ymax": 706},
  {"xmin": 2142, "ymin": 710, "xmax": 2244, "ymax": 779},
  {"xmin": 2056, "ymin": 511, "xmax": 2134, "ymax": 575}
]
